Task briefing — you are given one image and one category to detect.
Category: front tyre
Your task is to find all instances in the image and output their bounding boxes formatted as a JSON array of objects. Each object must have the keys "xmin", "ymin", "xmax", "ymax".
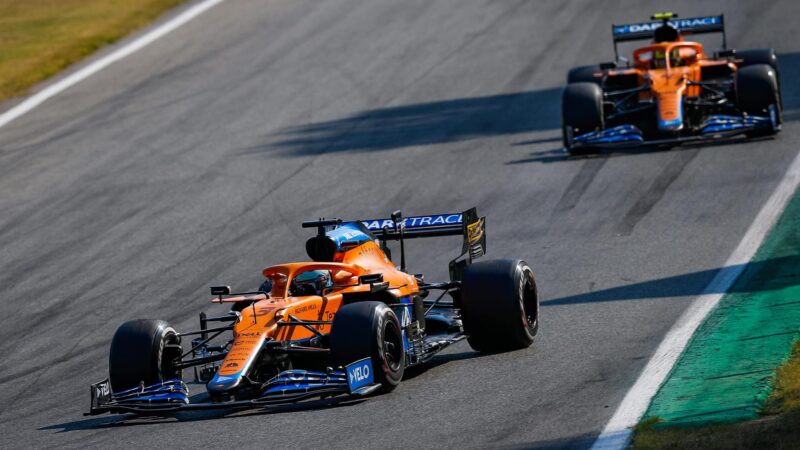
[
  {"xmin": 736, "ymin": 64, "xmax": 782, "ymax": 137},
  {"xmin": 330, "ymin": 301, "xmax": 405, "ymax": 392},
  {"xmin": 562, "ymin": 82, "xmax": 604, "ymax": 154},
  {"xmin": 109, "ymin": 319, "xmax": 182, "ymax": 392},
  {"xmin": 460, "ymin": 259, "xmax": 539, "ymax": 352}
]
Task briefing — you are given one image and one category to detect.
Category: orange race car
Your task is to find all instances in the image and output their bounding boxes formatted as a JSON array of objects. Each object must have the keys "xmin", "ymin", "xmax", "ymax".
[
  {"xmin": 562, "ymin": 13, "xmax": 782, "ymax": 154},
  {"xmin": 87, "ymin": 208, "xmax": 539, "ymax": 415}
]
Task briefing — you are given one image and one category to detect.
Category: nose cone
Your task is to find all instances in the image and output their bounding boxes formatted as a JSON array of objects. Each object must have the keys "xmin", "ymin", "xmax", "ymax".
[
  {"xmin": 658, "ymin": 116, "xmax": 683, "ymax": 132},
  {"xmin": 656, "ymin": 94, "xmax": 684, "ymax": 132},
  {"xmin": 207, "ymin": 371, "xmax": 244, "ymax": 394}
]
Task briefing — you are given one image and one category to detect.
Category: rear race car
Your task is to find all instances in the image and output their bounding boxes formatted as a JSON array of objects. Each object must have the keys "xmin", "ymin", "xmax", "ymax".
[
  {"xmin": 87, "ymin": 208, "xmax": 540, "ymax": 416},
  {"xmin": 562, "ymin": 13, "xmax": 782, "ymax": 155}
]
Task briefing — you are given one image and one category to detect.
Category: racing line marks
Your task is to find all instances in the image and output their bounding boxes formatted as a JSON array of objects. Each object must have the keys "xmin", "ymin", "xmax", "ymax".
[
  {"xmin": 554, "ymin": 158, "xmax": 608, "ymax": 213},
  {"xmin": 0, "ymin": 0, "xmax": 224, "ymax": 130},
  {"xmin": 616, "ymin": 149, "xmax": 699, "ymax": 235},
  {"xmin": 591, "ymin": 150, "xmax": 800, "ymax": 450}
]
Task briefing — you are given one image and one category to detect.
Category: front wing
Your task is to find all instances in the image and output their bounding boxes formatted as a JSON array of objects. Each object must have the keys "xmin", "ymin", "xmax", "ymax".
[
  {"xmin": 567, "ymin": 110, "xmax": 779, "ymax": 151},
  {"xmin": 87, "ymin": 359, "xmax": 380, "ymax": 416}
]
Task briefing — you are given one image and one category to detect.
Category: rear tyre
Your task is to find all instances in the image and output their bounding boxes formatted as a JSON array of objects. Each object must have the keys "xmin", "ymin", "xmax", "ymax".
[
  {"xmin": 562, "ymin": 82, "xmax": 604, "ymax": 153},
  {"xmin": 736, "ymin": 64, "xmax": 782, "ymax": 137},
  {"xmin": 330, "ymin": 301, "xmax": 404, "ymax": 392},
  {"xmin": 460, "ymin": 259, "xmax": 539, "ymax": 352},
  {"xmin": 737, "ymin": 48, "xmax": 779, "ymax": 73},
  {"xmin": 567, "ymin": 65, "xmax": 602, "ymax": 84},
  {"xmin": 109, "ymin": 319, "xmax": 182, "ymax": 392}
]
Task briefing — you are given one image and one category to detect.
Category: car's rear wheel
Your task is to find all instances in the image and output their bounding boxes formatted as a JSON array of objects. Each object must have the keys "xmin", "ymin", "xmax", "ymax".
[
  {"xmin": 460, "ymin": 259, "xmax": 539, "ymax": 352},
  {"xmin": 567, "ymin": 65, "xmax": 602, "ymax": 84},
  {"xmin": 330, "ymin": 301, "xmax": 404, "ymax": 392},
  {"xmin": 737, "ymin": 48, "xmax": 779, "ymax": 74},
  {"xmin": 736, "ymin": 64, "xmax": 782, "ymax": 137},
  {"xmin": 562, "ymin": 82, "xmax": 604, "ymax": 154},
  {"xmin": 109, "ymin": 319, "xmax": 182, "ymax": 392}
]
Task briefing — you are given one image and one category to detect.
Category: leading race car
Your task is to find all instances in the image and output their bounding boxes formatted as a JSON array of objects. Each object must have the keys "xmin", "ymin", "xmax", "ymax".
[
  {"xmin": 562, "ymin": 13, "xmax": 782, "ymax": 154},
  {"xmin": 87, "ymin": 208, "xmax": 539, "ymax": 415}
]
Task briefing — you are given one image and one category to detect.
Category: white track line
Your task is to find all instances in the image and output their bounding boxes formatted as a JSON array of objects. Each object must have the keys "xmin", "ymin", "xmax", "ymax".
[
  {"xmin": 590, "ymin": 149, "xmax": 800, "ymax": 450},
  {"xmin": 0, "ymin": 0, "xmax": 224, "ymax": 130}
]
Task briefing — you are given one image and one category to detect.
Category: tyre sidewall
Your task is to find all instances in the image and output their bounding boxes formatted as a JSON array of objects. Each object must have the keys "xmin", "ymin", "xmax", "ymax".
[
  {"xmin": 461, "ymin": 259, "xmax": 539, "ymax": 352},
  {"xmin": 331, "ymin": 302, "xmax": 405, "ymax": 391},
  {"xmin": 109, "ymin": 319, "xmax": 180, "ymax": 392}
]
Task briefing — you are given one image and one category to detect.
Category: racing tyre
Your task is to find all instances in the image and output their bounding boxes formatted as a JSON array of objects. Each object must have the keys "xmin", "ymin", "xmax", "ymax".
[
  {"xmin": 736, "ymin": 64, "xmax": 782, "ymax": 137},
  {"xmin": 331, "ymin": 301, "xmax": 404, "ymax": 392},
  {"xmin": 737, "ymin": 48, "xmax": 779, "ymax": 73},
  {"xmin": 737, "ymin": 48, "xmax": 781, "ymax": 105},
  {"xmin": 109, "ymin": 319, "xmax": 182, "ymax": 392},
  {"xmin": 460, "ymin": 259, "xmax": 539, "ymax": 352},
  {"xmin": 567, "ymin": 65, "xmax": 602, "ymax": 84},
  {"xmin": 562, "ymin": 82, "xmax": 604, "ymax": 153}
]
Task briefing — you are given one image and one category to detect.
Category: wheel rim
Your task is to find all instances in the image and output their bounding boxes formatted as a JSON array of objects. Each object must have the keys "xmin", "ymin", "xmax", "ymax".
[
  {"xmin": 521, "ymin": 275, "xmax": 538, "ymax": 332},
  {"xmin": 159, "ymin": 329, "xmax": 181, "ymax": 380},
  {"xmin": 382, "ymin": 321, "xmax": 403, "ymax": 371}
]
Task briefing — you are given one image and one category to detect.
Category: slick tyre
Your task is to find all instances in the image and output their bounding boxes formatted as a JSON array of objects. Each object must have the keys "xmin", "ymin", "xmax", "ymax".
[
  {"xmin": 460, "ymin": 259, "xmax": 539, "ymax": 352},
  {"xmin": 567, "ymin": 65, "xmax": 602, "ymax": 84},
  {"xmin": 109, "ymin": 319, "xmax": 182, "ymax": 392},
  {"xmin": 331, "ymin": 301, "xmax": 404, "ymax": 392},
  {"xmin": 737, "ymin": 48, "xmax": 779, "ymax": 74},
  {"xmin": 737, "ymin": 48, "xmax": 782, "ymax": 106},
  {"xmin": 562, "ymin": 82, "xmax": 604, "ymax": 153},
  {"xmin": 736, "ymin": 64, "xmax": 782, "ymax": 137}
]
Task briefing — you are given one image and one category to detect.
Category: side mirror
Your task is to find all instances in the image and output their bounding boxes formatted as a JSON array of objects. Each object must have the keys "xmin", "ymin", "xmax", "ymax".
[
  {"xmin": 599, "ymin": 61, "xmax": 617, "ymax": 70},
  {"xmin": 359, "ymin": 273, "xmax": 384, "ymax": 285},
  {"xmin": 257, "ymin": 279, "xmax": 272, "ymax": 294},
  {"xmin": 716, "ymin": 49, "xmax": 736, "ymax": 59},
  {"xmin": 210, "ymin": 285, "xmax": 231, "ymax": 296}
]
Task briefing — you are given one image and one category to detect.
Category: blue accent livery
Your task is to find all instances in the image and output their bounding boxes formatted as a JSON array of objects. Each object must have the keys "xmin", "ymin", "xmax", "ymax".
[
  {"xmin": 327, "ymin": 222, "xmax": 373, "ymax": 250},
  {"xmin": 613, "ymin": 15, "xmax": 723, "ymax": 38},
  {"xmin": 345, "ymin": 358, "xmax": 374, "ymax": 393},
  {"xmin": 361, "ymin": 213, "xmax": 462, "ymax": 232}
]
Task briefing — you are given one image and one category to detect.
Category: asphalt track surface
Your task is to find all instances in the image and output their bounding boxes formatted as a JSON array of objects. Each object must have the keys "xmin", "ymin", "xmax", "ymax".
[{"xmin": 1, "ymin": 0, "xmax": 799, "ymax": 448}]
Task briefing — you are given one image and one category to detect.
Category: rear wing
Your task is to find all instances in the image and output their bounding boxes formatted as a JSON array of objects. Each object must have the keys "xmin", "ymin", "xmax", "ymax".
[
  {"xmin": 360, "ymin": 207, "xmax": 486, "ymax": 280},
  {"xmin": 612, "ymin": 14, "xmax": 726, "ymax": 58},
  {"xmin": 361, "ymin": 208, "xmax": 484, "ymax": 255}
]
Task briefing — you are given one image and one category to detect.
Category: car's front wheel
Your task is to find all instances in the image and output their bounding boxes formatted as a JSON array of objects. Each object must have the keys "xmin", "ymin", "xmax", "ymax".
[
  {"xmin": 109, "ymin": 319, "xmax": 182, "ymax": 392},
  {"xmin": 736, "ymin": 64, "xmax": 782, "ymax": 137},
  {"xmin": 562, "ymin": 82, "xmax": 605, "ymax": 154},
  {"xmin": 330, "ymin": 301, "xmax": 405, "ymax": 392}
]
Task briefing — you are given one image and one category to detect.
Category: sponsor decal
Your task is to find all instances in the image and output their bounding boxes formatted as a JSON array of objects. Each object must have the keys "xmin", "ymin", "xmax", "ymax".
[
  {"xmin": 346, "ymin": 358, "xmax": 374, "ymax": 392},
  {"xmin": 293, "ymin": 304, "xmax": 318, "ymax": 314},
  {"xmin": 362, "ymin": 214, "xmax": 462, "ymax": 231},
  {"xmin": 466, "ymin": 217, "xmax": 485, "ymax": 245},
  {"xmin": 614, "ymin": 16, "xmax": 721, "ymax": 36},
  {"xmin": 224, "ymin": 362, "xmax": 239, "ymax": 369}
]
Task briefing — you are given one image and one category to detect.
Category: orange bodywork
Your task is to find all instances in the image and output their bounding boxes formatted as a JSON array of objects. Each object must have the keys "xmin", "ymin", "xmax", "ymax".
[
  {"xmin": 208, "ymin": 238, "xmax": 418, "ymax": 390},
  {"xmin": 608, "ymin": 40, "xmax": 734, "ymax": 131}
]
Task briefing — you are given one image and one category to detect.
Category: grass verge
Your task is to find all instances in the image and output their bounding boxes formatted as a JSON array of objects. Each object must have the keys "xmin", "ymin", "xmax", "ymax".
[
  {"xmin": 632, "ymin": 339, "xmax": 800, "ymax": 449},
  {"xmin": 0, "ymin": 0, "xmax": 186, "ymax": 103}
]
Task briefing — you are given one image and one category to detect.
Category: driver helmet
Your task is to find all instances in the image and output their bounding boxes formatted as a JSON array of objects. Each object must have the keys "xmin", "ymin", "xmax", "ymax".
[
  {"xmin": 290, "ymin": 270, "xmax": 332, "ymax": 296},
  {"xmin": 653, "ymin": 49, "xmax": 667, "ymax": 69},
  {"xmin": 669, "ymin": 48, "xmax": 684, "ymax": 67}
]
